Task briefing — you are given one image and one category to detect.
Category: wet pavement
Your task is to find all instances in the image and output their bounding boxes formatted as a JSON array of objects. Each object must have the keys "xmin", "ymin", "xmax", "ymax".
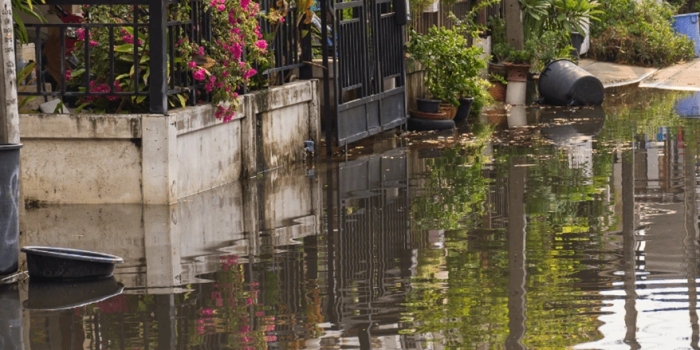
[{"xmin": 6, "ymin": 87, "xmax": 700, "ymax": 349}]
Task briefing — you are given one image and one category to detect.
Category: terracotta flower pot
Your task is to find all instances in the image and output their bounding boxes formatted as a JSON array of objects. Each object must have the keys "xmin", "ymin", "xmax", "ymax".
[
  {"xmin": 488, "ymin": 81, "xmax": 507, "ymax": 102},
  {"xmin": 504, "ymin": 62, "xmax": 531, "ymax": 82}
]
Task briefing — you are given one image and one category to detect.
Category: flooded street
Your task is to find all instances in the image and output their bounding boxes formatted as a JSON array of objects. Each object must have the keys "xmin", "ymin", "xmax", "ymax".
[{"xmin": 7, "ymin": 87, "xmax": 700, "ymax": 349}]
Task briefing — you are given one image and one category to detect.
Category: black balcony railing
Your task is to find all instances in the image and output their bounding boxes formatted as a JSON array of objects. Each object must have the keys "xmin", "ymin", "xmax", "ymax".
[{"xmin": 16, "ymin": 0, "xmax": 309, "ymax": 114}]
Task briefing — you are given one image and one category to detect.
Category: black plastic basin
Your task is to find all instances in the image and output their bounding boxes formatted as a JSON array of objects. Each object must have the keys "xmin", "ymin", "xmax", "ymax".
[{"xmin": 21, "ymin": 246, "xmax": 124, "ymax": 281}]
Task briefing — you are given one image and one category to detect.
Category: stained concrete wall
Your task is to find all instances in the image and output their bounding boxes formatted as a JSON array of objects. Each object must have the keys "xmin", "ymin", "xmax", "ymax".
[{"xmin": 19, "ymin": 80, "xmax": 320, "ymax": 205}]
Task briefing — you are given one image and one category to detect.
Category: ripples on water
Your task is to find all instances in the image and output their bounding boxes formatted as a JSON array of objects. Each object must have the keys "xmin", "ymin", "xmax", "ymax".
[{"xmin": 9, "ymin": 88, "xmax": 700, "ymax": 349}]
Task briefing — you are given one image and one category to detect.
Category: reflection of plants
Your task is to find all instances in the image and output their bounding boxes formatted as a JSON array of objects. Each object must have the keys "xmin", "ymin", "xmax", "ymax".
[
  {"xmin": 191, "ymin": 255, "xmax": 271, "ymax": 348},
  {"xmin": 412, "ymin": 143, "xmax": 490, "ymax": 230},
  {"xmin": 599, "ymin": 87, "xmax": 692, "ymax": 143}
]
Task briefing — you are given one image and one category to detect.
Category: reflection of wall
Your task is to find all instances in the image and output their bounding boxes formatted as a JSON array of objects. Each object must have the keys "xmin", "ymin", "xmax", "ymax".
[
  {"xmin": 20, "ymin": 166, "xmax": 321, "ymax": 290},
  {"xmin": 21, "ymin": 205, "xmax": 146, "ymax": 268},
  {"xmin": 634, "ymin": 130, "xmax": 684, "ymax": 202}
]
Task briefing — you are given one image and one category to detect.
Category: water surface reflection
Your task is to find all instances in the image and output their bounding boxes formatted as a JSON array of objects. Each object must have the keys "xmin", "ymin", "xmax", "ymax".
[{"xmin": 14, "ymin": 88, "xmax": 700, "ymax": 349}]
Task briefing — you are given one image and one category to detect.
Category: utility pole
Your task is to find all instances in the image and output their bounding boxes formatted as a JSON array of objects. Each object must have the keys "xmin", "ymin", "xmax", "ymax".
[
  {"xmin": 504, "ymin": 0, "xmax": 524, "ymax": 50},
  {"xmin": 0, "ymin": 1, "xmax": 19, "ymax": 144}
]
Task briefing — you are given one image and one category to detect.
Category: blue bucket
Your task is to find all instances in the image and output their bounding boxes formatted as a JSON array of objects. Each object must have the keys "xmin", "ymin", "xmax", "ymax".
[
  {"xmin": 672, "ymin": 13, "xmax": 700, "ymax": 57},
  {"xmin": 675, "ymin": 92, "xmax": 700, "ymax": 117}
]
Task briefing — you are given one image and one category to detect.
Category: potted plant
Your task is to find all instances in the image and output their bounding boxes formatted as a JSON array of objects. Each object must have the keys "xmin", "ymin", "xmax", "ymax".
[
  {"xmin": 503, "ymin": 48, "xmax": 534, "ymax": 82},
  {"xmin": 408, "ymin": 25, "xmax": 486, "ymax": 117},
  {"xmin": 487, "ymin": 16, "xmax": 508, "ymax": 76},
  {"xmin": 407, "ymin": 2, "xmax": 494, "ymax": 117}
]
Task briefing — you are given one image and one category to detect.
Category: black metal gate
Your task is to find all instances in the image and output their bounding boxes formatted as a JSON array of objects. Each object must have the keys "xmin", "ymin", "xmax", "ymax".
[{"xmin": 325, "ymin": 0, "xmax": 408, "ymax": 146}]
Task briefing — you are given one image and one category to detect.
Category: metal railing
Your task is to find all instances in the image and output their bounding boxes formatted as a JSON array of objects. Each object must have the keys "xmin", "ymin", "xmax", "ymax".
[{"xmin": 16, "ymin": 0, "xmax": 308, "ymax": 114}]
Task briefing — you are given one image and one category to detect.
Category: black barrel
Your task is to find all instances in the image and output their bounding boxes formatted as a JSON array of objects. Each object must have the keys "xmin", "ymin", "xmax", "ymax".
[
  {"xmin": 538, "ymin": 59, "xmax": 604, "ymax": 106},
  {"xmin": 0, "ymin": 144, "xmax": 22, "ymax": 276}
]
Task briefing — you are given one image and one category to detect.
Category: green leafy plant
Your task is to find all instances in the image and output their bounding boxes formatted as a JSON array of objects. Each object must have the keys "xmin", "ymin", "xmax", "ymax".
[
  {"xmin": 12, "ymin": 0, "xmax": 45, "ymax": 44},
  {"xmin": 407, "ymin": 24, "xmax": 487, "ymax": 107},
  {"xmin": 504, "ymin": 48, "xmax": 534, "ymax": 65},
  {"xmin": 491, "ymin": 42, "xmax": 511, "ymax": 64},
  {"xmin": 589, "ymin": 0, "xmax": 695, "ymax": 67},
  {"xmin": 521, "ymin": 0, "xmax": 602, "ymax": 41},
  {"xmin": 524, "ymin": 31, "xmax": 576, "ymax": 71}
]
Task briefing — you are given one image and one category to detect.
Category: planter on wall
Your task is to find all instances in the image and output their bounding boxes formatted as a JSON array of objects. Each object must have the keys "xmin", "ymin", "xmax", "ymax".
[{"xmin": 504, "ymin": 62, "xmax": 531, "ymax": 82}]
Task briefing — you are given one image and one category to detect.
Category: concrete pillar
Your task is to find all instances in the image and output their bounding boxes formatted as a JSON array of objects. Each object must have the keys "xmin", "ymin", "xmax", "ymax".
[
  {"xmin": 0, "ymin": 3, "xmax": 19, "ymax": 144},
  {"xmin": 241, "ymin": 95, "xmax": 258, "ymax": 178},
  {"xmin": 504, "ymin": 0, "xmax": 524, "ymax": 50},
  {"xmin": 142, "ymin": 115, "xmax": 178, "ymax": 204},
  {"xmin": 308, "ymin": 80, "xmax": 321, "ymax": 149}
]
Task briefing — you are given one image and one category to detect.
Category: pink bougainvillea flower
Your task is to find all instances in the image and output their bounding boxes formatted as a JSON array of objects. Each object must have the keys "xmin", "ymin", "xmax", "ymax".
[
  {"xmin": 255, "ymin": 40, "xmax": 267, "ymax": 50},
  {"xmin": 188, "ymin": 61, "xmax": 197, "ymax": 68},
  {"xmin": 279, "ymin": 16, "xmax": 285, "ymax": 23},
  {"xmin": 76, "ymin": 28, "xmax": 85, "ymax": 41},
  {"xmin": 65, "ymin": 70, "xmax": 72, "ymax": 81},
  {"xmin": 89, "ymin": 40, "xmax": 99, "ymax": 47},
  {"xmin": 240, "ymin": 0, "xmax": 250, "ymax": 9},
  {"xmin": 193, "ymin": 68, "xmax": 207, "ymax": 81},
  {"xmin": 229, "ymin": 43, "xmax": 243, "ymax": 60},
  {"xmin": 198, "ymin": 46, "xmax": 205, "ymax": 56},
  {"xmin": 243, "ymin": 68, "xmax": 257, "ymax": 80}
]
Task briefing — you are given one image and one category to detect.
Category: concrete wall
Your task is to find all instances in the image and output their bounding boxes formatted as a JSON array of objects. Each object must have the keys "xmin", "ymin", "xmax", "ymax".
[{"xmin": 19, "ymin": 80, "xmax": 320, "ymax": 205}]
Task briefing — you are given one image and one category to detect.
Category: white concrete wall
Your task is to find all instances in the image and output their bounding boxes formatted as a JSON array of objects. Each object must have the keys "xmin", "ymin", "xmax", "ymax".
[
  {"xmin": 174, "ymin": 104, "xmax": 244, "ymax": 199},
  {"xmin": 19, "ymin": 80, "xmax": 320, "ymax": 205}
]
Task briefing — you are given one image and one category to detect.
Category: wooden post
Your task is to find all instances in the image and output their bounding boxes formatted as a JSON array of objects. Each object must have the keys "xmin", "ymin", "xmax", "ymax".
[
  {"xmin": 504, "ymin": 0, "xmax": 524, "ymax": 50},
  {"xmin": 0, "ymin": 2, "xmax": 19, "ymax": 144}
]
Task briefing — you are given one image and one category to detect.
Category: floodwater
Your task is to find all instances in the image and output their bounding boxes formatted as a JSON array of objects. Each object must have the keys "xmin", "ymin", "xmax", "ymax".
[{"xmin": 5, "ymin": 87, "xmax": 700, "ymax": 349}]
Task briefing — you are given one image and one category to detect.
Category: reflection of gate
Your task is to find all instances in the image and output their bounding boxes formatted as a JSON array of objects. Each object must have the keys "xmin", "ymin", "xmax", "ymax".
[
  {"xmin": 325, "ymin": 149, "xmax": 411, "ymax": 329},
  {"xmin": 327, "ymin": 0, "xmax": 408, "ymax": 146}
]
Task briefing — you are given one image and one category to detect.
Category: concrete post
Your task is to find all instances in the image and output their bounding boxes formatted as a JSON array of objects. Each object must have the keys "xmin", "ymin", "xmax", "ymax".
[
  {"xmin": 0, "ymin": 3, "xmax": 19, "ymax": 144},
  {"xmin": 142, "ymin": 115, "xmax": 178, "ymax": 204},
  {"xmin": 504, "ymin": 0, "xmax": 524, "ymax": 50}
]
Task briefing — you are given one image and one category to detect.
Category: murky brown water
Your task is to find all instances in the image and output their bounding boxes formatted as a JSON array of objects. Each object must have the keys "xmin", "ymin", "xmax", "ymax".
[{"xmin": 4, "ymin": 87, "xmax": 700, "ymax": 349}]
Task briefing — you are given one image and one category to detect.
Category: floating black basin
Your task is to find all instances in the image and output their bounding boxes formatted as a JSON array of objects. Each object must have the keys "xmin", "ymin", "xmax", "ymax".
[
  {"xmin": 21, "ymin": 246, "xmax": 124, "ymax": 281},
  {"xmin": 24, "ymin": 277, "xmax": 124, "ymax": 311}
]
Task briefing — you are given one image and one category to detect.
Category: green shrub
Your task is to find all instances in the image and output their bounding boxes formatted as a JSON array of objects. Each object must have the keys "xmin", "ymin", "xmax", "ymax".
[{"xmin": 589, "ymin": 0, "xmax": 695, "ymax": 67}]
